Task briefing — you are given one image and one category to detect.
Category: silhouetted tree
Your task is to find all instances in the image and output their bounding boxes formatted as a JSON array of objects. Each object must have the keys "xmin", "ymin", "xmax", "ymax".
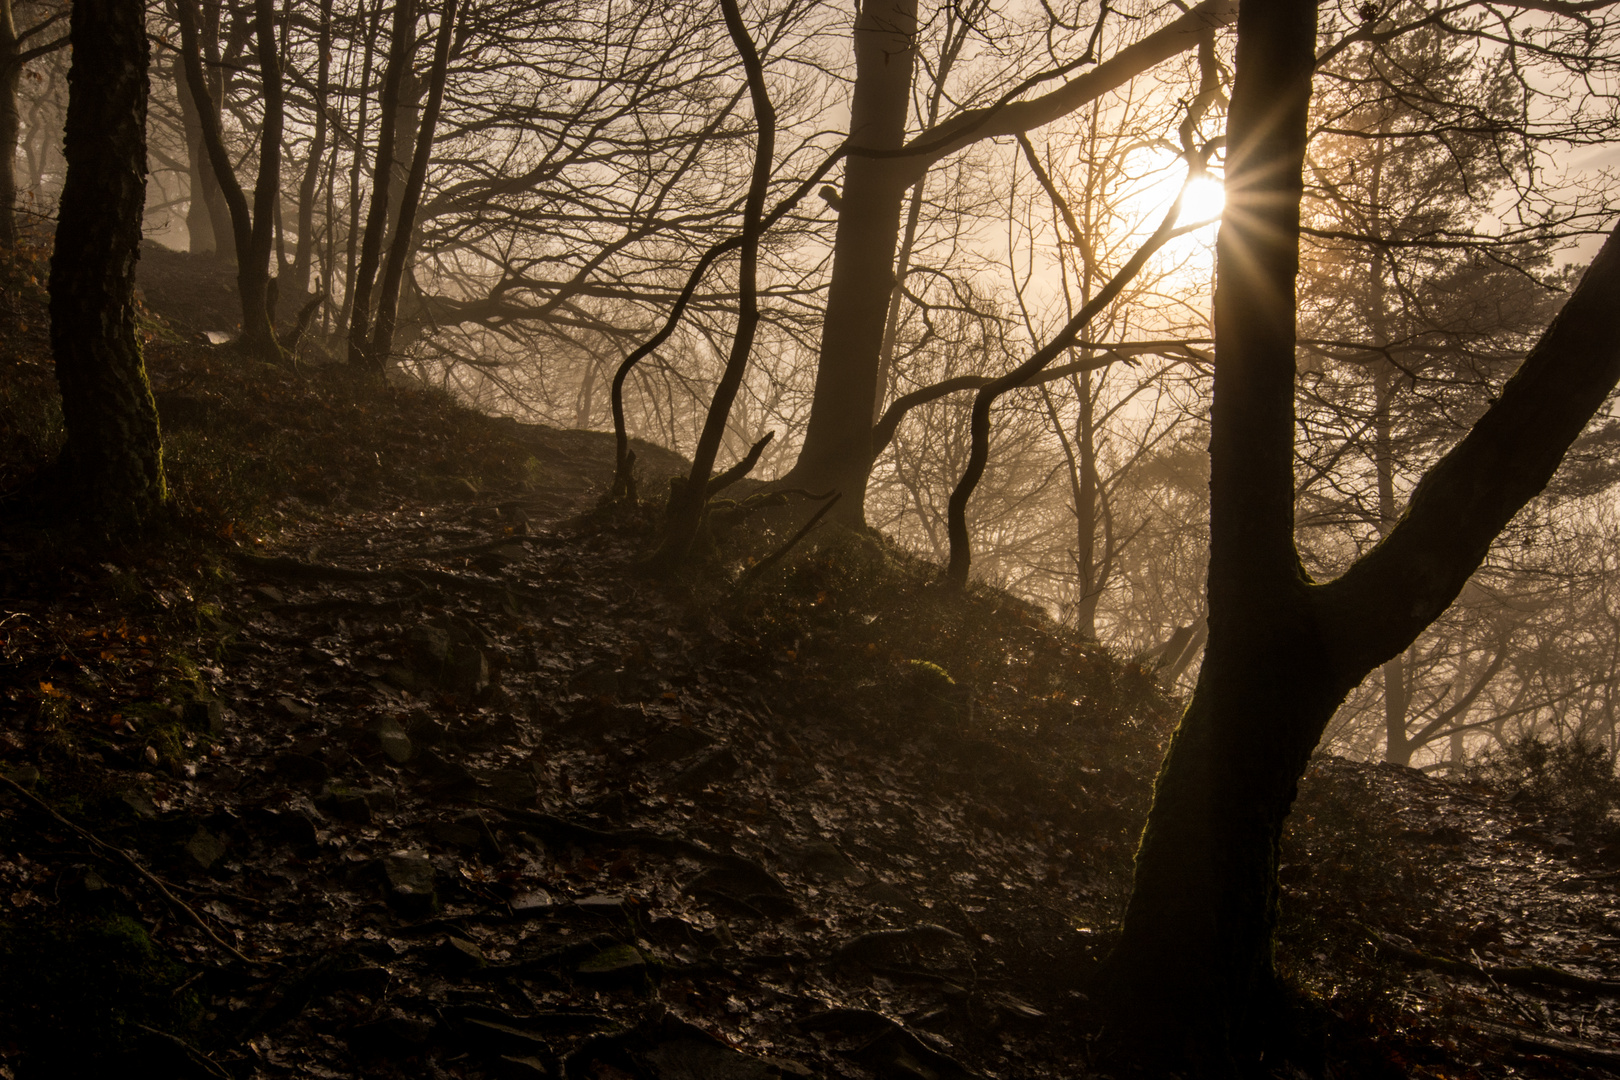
[
  {"xmin": 1104, "ymin": 0, "xmax": 1620, "ymax": 1068},
  {"xmin": 50, "ymin": 0, "xmax": 165, "ymax": 528}
]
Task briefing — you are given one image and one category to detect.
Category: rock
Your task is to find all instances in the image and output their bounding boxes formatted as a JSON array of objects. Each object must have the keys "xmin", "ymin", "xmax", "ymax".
[
  {"xmin": 576, "ymin": 893, "xmax": 632, "ymax": 917},
  {"xmin": 403, "ymin": 625, "xmax": 489, "ymax": 696},
  {"xmin": 382, "ymin": 851, "xmax": 438, "ymax": 916},
  {"xmin": 436, "ymin": 936, "xmax": 487, "ymax": 973},
  {"xmin": 406, "ymin": 625, "xmax": 452, "ymax": 672},
  {"xmin": 509, "ymin": 888, "xmax": 557, "ymax": 918},
  {"xmin": 575, "ymin": 942, "xmax": 647, "ymax": 985},
  {"xmin": 184, "ymin": 826, "xmax": 226, "ymax": 870},
  {"xmin": 120, "ymin": 789, "xmax": 158, "ymax": 819},
  {"xmin": 376, "ymin": 719, "xmax": 413, "ymax": 764},
  {"xmin": 381, "ymin": 665, "xmax": 422, "ymax": 693},
  {"xmin": 276, "ymin": 695, "xmax": 312, "ymax": 719}
]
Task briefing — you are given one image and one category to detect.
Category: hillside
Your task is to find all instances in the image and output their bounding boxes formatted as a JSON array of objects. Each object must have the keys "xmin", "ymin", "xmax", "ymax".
[{"xmin": 1, "ymin": 243, "xmax": 1619, "ymax": 1079}]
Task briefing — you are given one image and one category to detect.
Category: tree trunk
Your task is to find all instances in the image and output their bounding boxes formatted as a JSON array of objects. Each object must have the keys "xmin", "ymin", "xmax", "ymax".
[
  {"xmin": 786, "ymin": 1, "xmax": 1233, "ymax": 522},
  {"xmin": 289, "ymin": 0, "xmax": 333, "ymax": 301},
  {"xmin": 1104, "ymin": 0, "xmax": 1325, "ymax": 1066},
  {"xmin": 172, "ymin": 5, "xmax": 233, "ymax": 260},
  {"xmin": 175, "ymin": 0, "xmax": 283, "ymax": 363},
  {"xmin": 348, "ymin": 0, "xmax": 415, "ymax": 369},
  {"xmin": 370, "ymin": 0, "xmax": 455, "ymax": 368},
  {"xmin": 0, "ymin": 0, "xmax": 19, "ymax": 248},
  {"xmin": 1105, "ymin": 0, "xmax": 1620, "ymax": 1068},
  {"xmin": 781, "ymin": 0, "xmax": 916, "ymax": 517},
  {"xmin": 50, "ymin": 0, "xmax": 166, "ymax": 529}
]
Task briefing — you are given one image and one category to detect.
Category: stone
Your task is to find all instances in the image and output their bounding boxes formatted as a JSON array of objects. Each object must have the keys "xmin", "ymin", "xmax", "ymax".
[
  {"xmin": 436, "ymin": 936, "xmax": 487, "ymax": 973},
  {"xmin": 382, "ymin": 851, "xmax": 438, "ymax": 916},
  {"xmin": 576, "ymin": 894, "xmax": 631, "ymax": 917},
  {"xmin": 509, "ymin": 888, "xmax": 557, "ymax": 918},
  {"xmin": 376, "ymin": 719, "xmax": 413, "ymax": 764},
  {"xmin": 575, "ymin": 942, "xmax": 647, "ymax": 985},
  {"xmin": 120, "ymin": 790, "xmax": 158, "ymax": 819},
  {"xmin": 184, "ymin": 826, "xmax": 226, "ymax": 870}
]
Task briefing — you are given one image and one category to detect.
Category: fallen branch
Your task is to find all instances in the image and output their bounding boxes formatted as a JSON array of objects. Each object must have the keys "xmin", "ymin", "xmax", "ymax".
[
  {"xmin": 0, "ymin": 771, "xmax": 266, "ymax": 967},
  {"xmin": 1363, "ymin": 925, "xmax": 1620, "ymax": 997},
  {"xmin": 1473, "ymin": 1019, "xmax": 1620, "ymax": 1071}
]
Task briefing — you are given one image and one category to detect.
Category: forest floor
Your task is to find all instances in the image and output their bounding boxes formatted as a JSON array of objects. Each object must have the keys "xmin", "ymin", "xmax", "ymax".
[{"xmin": 2, "ymin": 242, "xmax": 1620, "ymax": 1079}]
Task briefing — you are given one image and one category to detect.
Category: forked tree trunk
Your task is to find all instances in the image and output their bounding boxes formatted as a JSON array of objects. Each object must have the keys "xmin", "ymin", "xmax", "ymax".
[
  {"xmin": 348, "ymin": 0, "xmax": 415, "ymax": 370},
  {"xmin": 175, "ymin": 0, "xmax": 284, "ymax": 364},
  {"xmin": 1105, "ymin": 0, "xmax": 1620, "ymax": 1070},
  {"xmin": 50, "ymin": 0, "xmax": 166, "ymax": 529}
]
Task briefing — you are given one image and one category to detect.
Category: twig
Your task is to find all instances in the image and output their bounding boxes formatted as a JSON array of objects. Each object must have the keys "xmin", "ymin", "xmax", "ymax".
[{"xmin": 0, "ymin": 771, "xmax": 266, "ymax": 966}]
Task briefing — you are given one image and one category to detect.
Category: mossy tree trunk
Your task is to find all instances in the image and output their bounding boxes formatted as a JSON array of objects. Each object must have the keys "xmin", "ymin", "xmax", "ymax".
[
  {"xmin": 49, "ymin": 0, "xmax": 166, "ymax": 529},
  {"xmin": 1105, "ymin": 0, "xmax": 1620, "ymax": 1071}
]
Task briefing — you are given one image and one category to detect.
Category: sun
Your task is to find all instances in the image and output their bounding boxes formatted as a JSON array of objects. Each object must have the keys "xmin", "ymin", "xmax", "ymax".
[{"xmin": 1177, "ymin": 175, "xmax": 1225, "ymax": 226}]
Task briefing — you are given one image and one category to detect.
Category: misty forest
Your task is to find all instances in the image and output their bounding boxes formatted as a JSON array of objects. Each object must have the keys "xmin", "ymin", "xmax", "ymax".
[{"xmin": 6, "ymin": 0, "xmax": 1620, "ymax": 1075}]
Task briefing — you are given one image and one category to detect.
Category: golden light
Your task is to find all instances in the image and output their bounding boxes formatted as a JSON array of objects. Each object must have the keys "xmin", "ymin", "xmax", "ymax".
[{"xmin": 1177, "ymin": 175, "xmax": 1225, "ymax": 227}]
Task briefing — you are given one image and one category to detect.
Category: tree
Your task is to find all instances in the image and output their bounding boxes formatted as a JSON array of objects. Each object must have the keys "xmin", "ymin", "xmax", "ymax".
[
  {"xmin": 175, "ymin": 0, "xmax": 286, "ymax": 364},
  {"xmin": 1102, "ymin": 0, "xmax": 1620, "ymax": 1069},
  {"xmin": 0, "ymin": 0, "xmax": 67, "ymax": 246},
  {"xmin": 49, "ymin": 0, "xmax": 165, "ymax": 528},
  {"xmin": 782, "ymin": 0, "xmax": 1235, "ymax": 521}
]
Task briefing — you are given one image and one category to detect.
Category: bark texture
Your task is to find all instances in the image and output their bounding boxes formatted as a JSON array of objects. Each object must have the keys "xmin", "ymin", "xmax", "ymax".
[{"xmin": 50, "ymin": 0, "xmax": 166, "ymax": 528}]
